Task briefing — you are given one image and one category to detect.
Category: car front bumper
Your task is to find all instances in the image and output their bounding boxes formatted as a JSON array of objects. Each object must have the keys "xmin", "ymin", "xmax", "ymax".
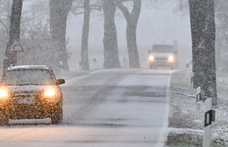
[
  {"xmin": 150, "ymin": 61, "xmax": 175, "ymax": 67},
  {"xmin": 0, "ymin": 97, "xmax": 62, "ymax": 119}
]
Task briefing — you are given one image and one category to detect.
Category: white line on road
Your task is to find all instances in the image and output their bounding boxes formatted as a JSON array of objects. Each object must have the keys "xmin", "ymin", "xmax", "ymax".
[{"xmin": 156, "ymin": 74, "xmax": 171, "ymax": 147}]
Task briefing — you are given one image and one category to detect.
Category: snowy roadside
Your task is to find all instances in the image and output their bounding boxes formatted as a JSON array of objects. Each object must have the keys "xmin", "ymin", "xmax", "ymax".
[
  {"xmin": 56, "ymin": 70, "xmax": 91, "ymax": 80},
  {"xmin": 166, "ymin": 70, "xmax": 228, "ymax": 147},
  {"xmin": 57, "ymin": 70, "xmax": 91, "ymax": 87}
]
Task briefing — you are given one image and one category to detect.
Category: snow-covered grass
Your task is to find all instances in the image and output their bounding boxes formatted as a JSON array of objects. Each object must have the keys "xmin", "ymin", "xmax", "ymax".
[{"xmin": 166, "ymin": 70, "xmax": 228, "ymax": 146}]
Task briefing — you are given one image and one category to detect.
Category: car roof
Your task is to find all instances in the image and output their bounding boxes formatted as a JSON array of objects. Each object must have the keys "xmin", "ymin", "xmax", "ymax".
[{"xmin": 7, "ymin": 65, "xmax": 50, "ymax": 71}]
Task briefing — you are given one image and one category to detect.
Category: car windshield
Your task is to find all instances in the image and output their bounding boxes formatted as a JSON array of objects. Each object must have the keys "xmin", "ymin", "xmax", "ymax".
[
  {"xmin": 2, "ymin": 69, "xmax": 53, "ymax": 85},
  {"xmin": 152, "ymin": 45, "xmax": 173, "ymax": 53}
]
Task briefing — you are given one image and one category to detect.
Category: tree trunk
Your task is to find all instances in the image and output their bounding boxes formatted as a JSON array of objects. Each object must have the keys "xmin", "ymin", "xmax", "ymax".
[
  {"xmin": 103, "ymin": 0, "xmax": 121, "ymax": 69},
  {"xmin": 127, "ymin": 21, "xmax": 140, "ymax": 68},
  {"xmin": 3, "ymin": 0, "xmax": 23, "ymax": 73},
  {"xmin": 189, "ymin": 0, "xmax": 206, "ymax": 88},
  {"xmin": 81, "ymin": 0, "xmax": 90, "ymax": 70},
  {"xmin": 49, "ymin": 0, "xmax": 73, "ymax": 72},
  {"xmin": 189, "ymin": 0, "xmax": 217, "ymax": 106},
  {"xmin": 202, "ymin": 0, "xmax": 217, "ymax": 106},
  {"xmin": 58, "ymin": 13, "xmax": 69, "ymax": 71},
  {"xmin": 115, "ymin": 0, "xmax": 141, "ymax": 68}
]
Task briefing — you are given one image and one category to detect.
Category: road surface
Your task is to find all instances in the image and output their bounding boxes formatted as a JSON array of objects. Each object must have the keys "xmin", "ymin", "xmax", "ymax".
[{"xmin": 0, "ymin": 69, "xmax": 173, "ymax": 147}]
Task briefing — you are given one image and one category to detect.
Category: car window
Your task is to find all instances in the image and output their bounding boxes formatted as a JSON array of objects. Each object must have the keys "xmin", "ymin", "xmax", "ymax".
[{"xmin": 2, "ymin": 69, "xmax": 53, "ymax": 85}]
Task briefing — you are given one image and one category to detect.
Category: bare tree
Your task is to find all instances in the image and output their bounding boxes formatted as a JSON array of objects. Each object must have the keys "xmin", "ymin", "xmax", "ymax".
[
  {"xmin": 214, "ymin": 0, "xmax": 228, "ymax": 70},
  {"xmin": 0, "ymin": 0, "xmax": 12, "ymax": 35},
  {"xmin": 70, "ymin": 0, "xmax": 102, "ymax": 70},
  {"xmin": 19, "ymin": 23, "xmax": 58, "ymax": 67},
  {"xmin": 3, "ymin": 0, "xmax": 23, "ymax": 73},
  {"xmin": 0, "ymin": 0, "xmax": 12, "ymax": 65},
  {"xmin": 102, "ymin": 0, "xmax": 121, "ymax": 69},
  {"xmin": 81, "ymin": 0, "xmax": 90, "ymax": 70},
  {"xmin": 49, "ymin": 0, "xmax": 73, "ymax": 72},
  {"xmin": 114, "ymin": 0, "xmax": 141, "ymax": 68}
]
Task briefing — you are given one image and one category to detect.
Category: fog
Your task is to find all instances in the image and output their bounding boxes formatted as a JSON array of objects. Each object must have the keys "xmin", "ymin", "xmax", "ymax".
[
  {"xmin": 66, "ymin": 1, "xmax": 192, "ymax": 71},
  {"xmin": 0, "ymin": 1, "xmax": 222, "ymax": 146},
  {"xmin": 0, "ymin": 0, "xmax": 193, "ymax": 71}
]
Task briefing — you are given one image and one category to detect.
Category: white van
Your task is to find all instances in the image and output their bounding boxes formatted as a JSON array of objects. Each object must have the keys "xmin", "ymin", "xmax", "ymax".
[{"xmin": 148, "ymin": 43, "xmax": 178, "ymax": 69}]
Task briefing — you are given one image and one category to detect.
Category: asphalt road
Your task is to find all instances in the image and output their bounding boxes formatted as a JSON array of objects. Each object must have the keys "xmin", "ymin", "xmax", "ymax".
[{"xmin": 0, "ymin": 69, "xmax": 173, "ymax": 147}]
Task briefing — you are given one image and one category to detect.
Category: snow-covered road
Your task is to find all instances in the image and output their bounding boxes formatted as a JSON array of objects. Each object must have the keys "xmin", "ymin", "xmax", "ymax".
[{"xmin": 0, "ymin": 69, "xmax": 174, "ymax": 147}]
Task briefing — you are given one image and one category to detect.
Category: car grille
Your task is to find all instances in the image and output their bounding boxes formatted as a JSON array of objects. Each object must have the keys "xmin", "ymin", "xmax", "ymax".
[
  {"xmin": 14, "ymin": 93, "xmax": 37, "ymax": 96},
  {"xmin": 155, "ymin": 57, "xmax": 167, "ymax": 61},
  {"xmin": 12, "ymin": 92, "xmax": 40, "ymax": 101}
]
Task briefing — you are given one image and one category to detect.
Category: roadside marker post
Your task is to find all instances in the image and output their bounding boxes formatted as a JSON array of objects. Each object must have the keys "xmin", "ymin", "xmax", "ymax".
[
  {"xmin": 186, "ymin": 60, "xmax": 192, "ymax": 73},
  {"xmin": 203, "ymin": 98, "xmax": 212, "ymax": 147},
  {"xmin": 195, "ymin": 87, "xmax": 215, "ymax": 147},
  {"xmin": 190, "ymin": 72, "xmax": 195, "ymax": 95},
  {"xmin": 186, "ymin": 59, "xmax": 190, "ymax": 69},
  {"xmin": 195, "ymin": 87, "xmax": 201, "ymax": 119},
  {"xmin": 196, "ymin": 87, "xmax": 201, "ymax": 102},
  {"xmin": 203, "ymin": 99, "xmax": 215, "ymax": 147}
]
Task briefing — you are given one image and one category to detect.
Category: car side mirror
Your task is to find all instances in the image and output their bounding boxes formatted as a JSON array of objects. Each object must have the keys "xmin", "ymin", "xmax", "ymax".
[
  {"xmin": 56, "ymin": 79, "xmax": 65, "ymax": 85},
  {"xmin": 148, "ymin": 50, "xmax": 151, "ymax": 54}
]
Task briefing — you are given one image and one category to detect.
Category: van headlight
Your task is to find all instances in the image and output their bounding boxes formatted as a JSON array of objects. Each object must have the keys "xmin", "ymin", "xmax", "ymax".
[
  {"xmin": 149, "ymin": 56, "xmax": 154, "ymax": 61},
  {"xmin": 168, "ymin": 56, "xmax": 174, "ymax": 62}
]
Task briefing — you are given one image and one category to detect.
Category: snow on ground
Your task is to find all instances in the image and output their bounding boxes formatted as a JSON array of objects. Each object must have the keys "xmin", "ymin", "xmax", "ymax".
[
  {"xmin": 167, "ymin": 70, "xmax": 228, "ymax": 146},
  {"xmin": 2, "ymin": 69, "xmax": 173, "ymax": 147}
]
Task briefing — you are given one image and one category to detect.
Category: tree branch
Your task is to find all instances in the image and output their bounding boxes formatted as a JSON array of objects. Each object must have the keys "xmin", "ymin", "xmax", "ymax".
[
  {"xmin": 114, "ymin": 0, "xmax": 131, "ymax": 21},
  {"xmin": 71, "ymin": 5, "xmax": 84, "ymax": 11},
  {"xmin": 0, "ymin": 19, "xmax": 8, "ymax": 33},
  {"xmin": 90, "ymin": 4, "xmax": 102, "ymax": 11},
  {"xmin": 131, "ymin": 0, "xmax": 141, "ymax": 22},
  {"xmin": 70, "ymin": 10, "xmax": 84, "ymax": 15}
]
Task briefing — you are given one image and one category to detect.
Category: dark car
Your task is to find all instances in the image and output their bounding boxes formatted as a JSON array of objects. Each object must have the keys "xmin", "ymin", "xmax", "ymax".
[{"xmin": 0, "ymin": 65, "xmax": 65, "ymax": 125}]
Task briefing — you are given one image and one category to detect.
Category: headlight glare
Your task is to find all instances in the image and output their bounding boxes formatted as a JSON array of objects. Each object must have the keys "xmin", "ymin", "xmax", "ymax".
[
  {"xmin": 149, "ymin": 56, "xmax": 154, "ymax": 61},
  {"xmin": 44, "ymin": 89, "xmax": 55, "ymax": 97},
  {"xmin": 168, "ymin": 56, "xmax": 174, "ymax": 62},
  {"xmin": 0, "ymin": 90, "xmax": 8, "ymax": 98}
]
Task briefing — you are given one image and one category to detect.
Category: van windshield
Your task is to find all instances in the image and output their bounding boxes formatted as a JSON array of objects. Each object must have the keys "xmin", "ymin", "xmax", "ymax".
[{"xmin": 152, "ymin": 45, "xmax": 173, "ymax": 53}]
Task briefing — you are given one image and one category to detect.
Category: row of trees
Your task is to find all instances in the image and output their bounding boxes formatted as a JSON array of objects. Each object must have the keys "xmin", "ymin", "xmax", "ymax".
[
  {"xmin": 70, "ymin": 0, "xmax": 142, "ymax": 70},
  {"xmin": 1, "ymin": 0, "xmax": 144, "ymax": 73}
]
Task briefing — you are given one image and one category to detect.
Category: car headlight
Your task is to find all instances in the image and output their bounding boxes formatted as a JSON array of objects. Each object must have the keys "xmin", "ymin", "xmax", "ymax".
[
  {"xmin": 0, "ymin": 90, "xmax": 8, "ymax": 98},
  {"xmin": 44, "ymin": 89, "xmax": 56, "ymax": 97},
  {"xmin": 168, "ymin": 56, "xmax": 174, "ymax": 62},
  {"xmin": 149, "ymin": 56, "xmax": 154, "ymax": 61}
]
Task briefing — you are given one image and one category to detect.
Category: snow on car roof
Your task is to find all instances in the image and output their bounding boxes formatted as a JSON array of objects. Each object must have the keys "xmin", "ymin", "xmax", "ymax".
[{"xmin": 8, "ymin": 65, "xmax": 50, "ymax": 70}]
